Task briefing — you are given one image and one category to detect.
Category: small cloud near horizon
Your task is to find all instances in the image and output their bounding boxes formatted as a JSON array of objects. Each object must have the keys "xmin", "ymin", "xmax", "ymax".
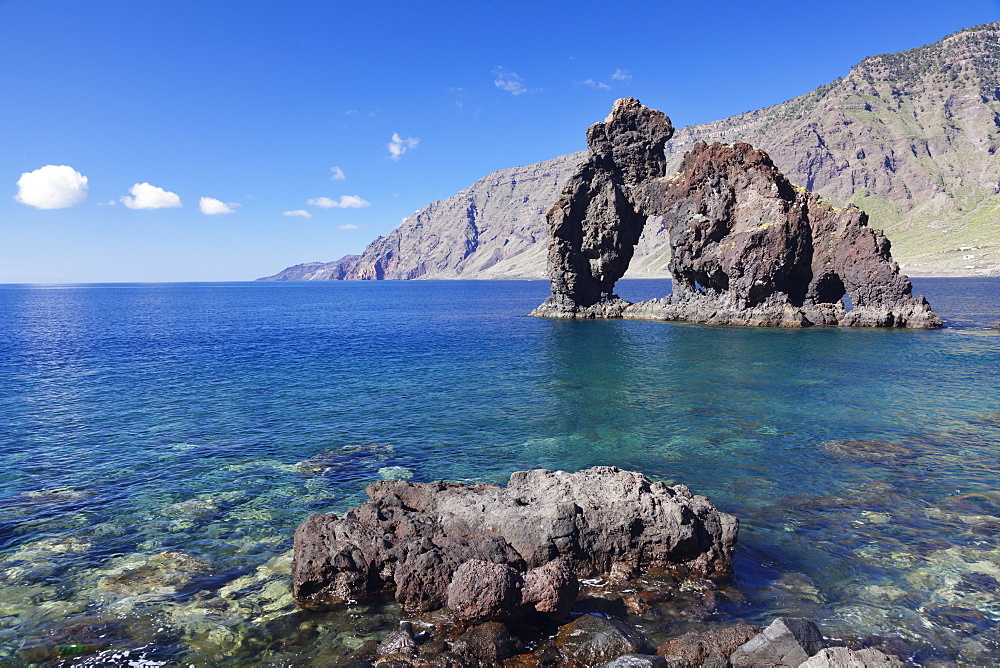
[
  {"xmin": 199, "ymin": 197, "xmax": 238, "ymax": 215},
  {"xmin": 493, "ymin": 66, "xmax": 527, "ymax": 95},
  {"xmin": 330, "ymin": 166, "xmax": 346, "ymax": 181},
  {"xmin": 307, "ymin": 195, "xmax": 370, "ymax": 209},
  {"xmin": 338, "ymin": 224, "xmax": 360, "ymax": 230},
  {"xmin": 581, "ymin": 79, "xmax": 611, "ymax": 90},
  {"xmin": 15, "ymin": 165, "xmax": 89, "ymax": 209},
  {"xmin": 283, "ymin": 209, "xmax": 311, "ymax": 219},
  {"xmin": 388, "ymin": 132, "xmax": 419, "ymax": 160},
  {"xmin": 611, "ymin": 69, "xmax": 632, "ymax": 81},
  {"xmin": 121, "ymin": 182, "xmax": 181, "ymax": 210}
]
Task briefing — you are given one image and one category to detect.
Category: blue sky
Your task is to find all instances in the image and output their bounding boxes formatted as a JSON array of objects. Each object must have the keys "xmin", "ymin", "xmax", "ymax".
[{"xmin": 3, "ymin": 0, "xmax": 998, "ymax": 282}]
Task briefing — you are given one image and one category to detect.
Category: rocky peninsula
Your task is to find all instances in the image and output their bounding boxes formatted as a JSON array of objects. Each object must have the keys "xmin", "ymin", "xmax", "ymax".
[{"xmin": 531, "ymin": 99, "xmax": 942, "ymax": 328}]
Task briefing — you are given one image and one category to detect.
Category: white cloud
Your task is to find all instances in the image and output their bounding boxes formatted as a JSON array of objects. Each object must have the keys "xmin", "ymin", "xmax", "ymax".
[
  {"xmin": 388, "ymin": 132, "xmax": 419, "ymax": 160},
  {"xmin": 15, "ymin": 165, "xmax": 89, "ymax": 209},
  {"xmin": 283, "ymin": 209, "xmax": 311, "ymax": 218},
  {"xmin": 98, "ymin": 199, "xmax": 117, "ymax": 206},
  {"xmin": 580, "ymin": 69, "xmax": 632, "ymax": 91},
  {"xmin": 494, "ymin": 66, "xmax": 527, "ymax": 95},
  {"xmin": 338, "ymin": 224, "xmax": 360, "ymax": 230},
  {"xmin": 199, "ymin": 197, "xmax": 238, "ymax": 215},
  {"xmin": 121, "ymin": 182, "xmax": 181, "ymax": 210},
  {"xmin": 307, "ymin": 195, "xmax": 371, "ymax": 209},
  {"xmin": 330, "ymin": 166, "xmax": 346, "ymax": 181}
]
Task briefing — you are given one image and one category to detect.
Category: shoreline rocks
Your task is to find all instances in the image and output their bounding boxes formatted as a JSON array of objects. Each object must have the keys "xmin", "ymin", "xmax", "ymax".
[
  {"xmin": 343, "ymin": 615, "xmax": 908, "ymax": 667},
  {"xmin": 292, "ymin": 467, "xmax": 737, "ymax": 623},
  {"xmin": 532, "ymin": 99, "xmax": 942, "ymax": 329}
]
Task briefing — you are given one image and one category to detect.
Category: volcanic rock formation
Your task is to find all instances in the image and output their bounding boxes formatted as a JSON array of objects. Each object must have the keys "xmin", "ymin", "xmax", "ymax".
[
  {"xmin": 531, "ymin": 99, "xmax": 942, "ymax": 328},
  {"xmin": 292, "ymin": 466, "xmax": 737, "ymax": 622},
  {"xmin": 536, "ymin": 98, "xmax": 674, "ymax": 317}
]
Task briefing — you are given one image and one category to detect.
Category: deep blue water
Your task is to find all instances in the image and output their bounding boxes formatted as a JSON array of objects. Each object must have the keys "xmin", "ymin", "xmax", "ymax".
[{"xmin": 0, "ymin": 279, "xmax": 998, "ymax": 665}]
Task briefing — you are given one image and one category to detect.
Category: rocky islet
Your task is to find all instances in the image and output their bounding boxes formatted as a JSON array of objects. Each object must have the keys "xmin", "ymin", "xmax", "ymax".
[{"xmin": 532, "ymin": 98, "xmax": 942, "ymax": 328}]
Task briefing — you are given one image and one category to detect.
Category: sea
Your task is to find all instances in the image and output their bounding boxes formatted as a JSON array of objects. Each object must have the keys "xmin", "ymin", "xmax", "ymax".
[{"xmin": 1, "ymin": 278, "xmax": 998, "ymax": 666}]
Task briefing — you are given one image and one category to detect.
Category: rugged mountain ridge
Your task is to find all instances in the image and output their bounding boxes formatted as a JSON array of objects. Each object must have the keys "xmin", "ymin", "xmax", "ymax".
[
  {"xmin": 260, "ymin": 22, "xmax": 1000, "ymax": 281},
  {"xmin": 264, "ymin": 152, "xmax": 585, "ymax": 281}
]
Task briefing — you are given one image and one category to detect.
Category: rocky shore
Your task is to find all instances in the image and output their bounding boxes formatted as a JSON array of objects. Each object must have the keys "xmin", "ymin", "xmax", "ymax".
[
  {"xmin": 338, "ymin": 615, "xmax": 907, "ymax": 667},
  {"xmin": 293, "ymin": 467, "xmax": 914, "ymax": 667}
]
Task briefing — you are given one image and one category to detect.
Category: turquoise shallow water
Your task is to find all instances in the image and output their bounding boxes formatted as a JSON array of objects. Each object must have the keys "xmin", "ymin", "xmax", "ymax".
[{"xmin": 0, "ymin": 278, "xmax": 998, "ymax": 665}]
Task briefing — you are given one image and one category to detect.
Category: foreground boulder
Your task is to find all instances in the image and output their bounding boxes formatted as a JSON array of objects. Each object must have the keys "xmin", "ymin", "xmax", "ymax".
[
  {"xmin": 532, "ymin": 98, "xmax": 941, "ymax": 328},
  {"xmin": 292, "ymin": 467, "xmax": 737, "ymax": 622}
]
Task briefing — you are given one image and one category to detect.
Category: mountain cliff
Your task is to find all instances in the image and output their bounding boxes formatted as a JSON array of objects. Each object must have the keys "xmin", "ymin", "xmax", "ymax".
[{"xmin": 260, "ymin": 22, "xmax": 1000, "ymax": 281}]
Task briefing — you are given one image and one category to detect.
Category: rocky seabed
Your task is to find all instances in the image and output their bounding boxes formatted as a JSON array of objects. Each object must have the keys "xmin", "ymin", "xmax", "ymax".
[{"xmin": 4, "ymin": 453, "xmax": 1000, "ymax": 666}]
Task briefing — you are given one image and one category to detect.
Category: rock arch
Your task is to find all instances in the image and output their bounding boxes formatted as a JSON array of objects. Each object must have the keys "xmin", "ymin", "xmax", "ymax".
[{"xmin": 531, "ymin": 99, "xmax": 941, "ymax": 328}]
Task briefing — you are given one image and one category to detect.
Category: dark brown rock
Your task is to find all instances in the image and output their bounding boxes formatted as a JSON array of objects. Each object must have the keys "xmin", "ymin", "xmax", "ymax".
[
  {"xmin": 446, "ymin": 560, "xmax": 523, "ymax": 624},
  {"xmin": 555, "ymin": 614, "xmax": 652, "ymax": 665},
  {"xmin": 394, "ymin": 536, "xmax": 524, "ymax": 613},
  {"xmin": 291, "ymin": 515, "xmax": 386, "ymax": 610},
  {"xmin": 293, "ymin": 467, "xmax": 737, "ymax": 621},
  {"xmin": 533, "ymin": 99, "xmax": 942, "ymax": 328},
  {"xmin": 452, "ymin": 622, "xmax": 524, "ymax": 663},
  {"xmin": 655, "ymin": 624, "xmax": 760, "ymax": 667},
  {"xmin": 521, "ymin": 558, "xmax": 578, "ymax": 618}
]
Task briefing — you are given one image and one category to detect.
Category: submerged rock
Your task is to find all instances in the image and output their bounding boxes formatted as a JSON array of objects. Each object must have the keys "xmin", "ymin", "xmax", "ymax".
[
  {"xmin": 532, "ymin": 99, "xmax": 941, "ymax": 328},
  {"xmin": 97, "ymin": 550, "xmax": 212, "ymax": 598},
  {"xmin": 452, "ymin": 621, "xmax": 524, "ymax": 663},
  {"xmin": 820, "ymin": 439, "xmax": 918, "ymax": 465},
  {"xmin": 555, "ymin": 613, "xmax": 652, "ymax": 665},
  {"xmin": 292, "ymin": 466, "xmax": 737, "ymax": 623}
]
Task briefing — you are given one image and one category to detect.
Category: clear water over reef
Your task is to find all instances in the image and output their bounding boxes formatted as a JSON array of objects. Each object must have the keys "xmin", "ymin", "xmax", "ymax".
[{"xmin": 0, "ymin": 278, "xmax": 998, "ymax": 665}]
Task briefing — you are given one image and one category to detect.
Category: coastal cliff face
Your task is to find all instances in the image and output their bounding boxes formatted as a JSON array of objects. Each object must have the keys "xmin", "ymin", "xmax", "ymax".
[
  {"xmin": 533, "ymin": 101, "xmax": 942, "ymax": 328},
  {"xmin": 259, "ymin": 22, "xmax": 1000, "ymax": 281}
]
